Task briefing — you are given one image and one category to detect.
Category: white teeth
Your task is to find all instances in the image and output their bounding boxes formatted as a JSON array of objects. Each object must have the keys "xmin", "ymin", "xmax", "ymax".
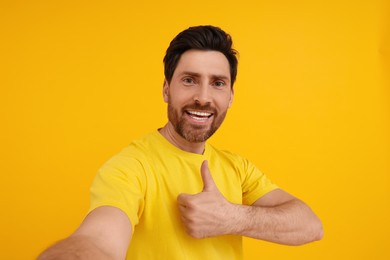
[
  {"xmin": 187, "ymin": 111, "xmax": 212, "ymax": 117},
  {"xmin": 190, "ymin": 115, "xmax": 207, "ymax": 121}
]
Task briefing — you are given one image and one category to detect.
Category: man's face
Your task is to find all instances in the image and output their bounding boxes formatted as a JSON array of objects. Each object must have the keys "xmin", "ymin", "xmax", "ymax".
[{"xmin": 163, "ymin": 49, "xmax": 234, "ymax": 143}]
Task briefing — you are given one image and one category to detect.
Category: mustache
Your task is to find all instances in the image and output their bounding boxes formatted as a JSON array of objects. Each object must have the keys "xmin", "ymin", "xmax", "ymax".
[{"xmin": 181, "ymin": 103, "xmax": 217, "ymax": 114}]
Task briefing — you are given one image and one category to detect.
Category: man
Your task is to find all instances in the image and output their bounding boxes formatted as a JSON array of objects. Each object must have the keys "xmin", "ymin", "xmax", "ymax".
[{"xmin": 39, "ymin": 25, "xmax": 323, "ymax": 260}]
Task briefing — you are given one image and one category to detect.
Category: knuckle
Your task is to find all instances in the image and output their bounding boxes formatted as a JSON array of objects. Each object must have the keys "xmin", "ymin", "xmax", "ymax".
[
  {"xmin": 185, "ymin": 200, "xmax": 195, "ymax": 208},
  {"xmin": 177, "ymin": 194, "xmax": 185, "ymax": 203},
  {"xmin": 187, "ymin": 228, "xmax": 202, "ymax": 239}
]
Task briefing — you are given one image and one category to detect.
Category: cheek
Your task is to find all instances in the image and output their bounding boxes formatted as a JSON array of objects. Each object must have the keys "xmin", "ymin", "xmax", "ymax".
[
  {"xmin": 169, "ymin": 91, "xmax": 193, "ymax": 106},
  {"xmin": 167, "ymin": 95, "xmax": 186, "ymax": 111},
  {"xmin": 216, "ymin": 95, "xmax": 233, "ymax": 110},
  {"xmin": 228, "ymin": 96, "xmax": 233, "ymax": 108}
]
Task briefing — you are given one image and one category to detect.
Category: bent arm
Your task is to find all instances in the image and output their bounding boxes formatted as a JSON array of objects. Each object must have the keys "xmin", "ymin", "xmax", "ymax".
[
  {"xmin": 178, "ymin": 161, "xmax": 323, "ymax": 245},
  {"xmin": 232, "ymin": 189, "xmax": 323, "ymax": 245},
  {"xmin": 38, "ymin": 206, "xmax": 132, "ymax": 260},
  {"xmin": 179, "ymin": 188, "xmax": 323, "ymax": 245}
]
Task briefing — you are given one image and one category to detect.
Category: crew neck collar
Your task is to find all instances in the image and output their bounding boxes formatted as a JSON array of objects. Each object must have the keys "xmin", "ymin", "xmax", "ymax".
[{"xmin": 153, "ymin": 129, "xmax": 211, "ymax": 160}]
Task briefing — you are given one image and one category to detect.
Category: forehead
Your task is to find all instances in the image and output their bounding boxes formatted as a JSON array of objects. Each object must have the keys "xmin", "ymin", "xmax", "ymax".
[{"xmin": 173, "ymin": 49, "xmax": 230, "ymax": 79}]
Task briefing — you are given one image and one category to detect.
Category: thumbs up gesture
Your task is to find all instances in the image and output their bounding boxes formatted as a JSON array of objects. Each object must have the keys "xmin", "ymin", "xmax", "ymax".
[{"xmin": 177, "ymin": 160, "xmax": 236, "ymax": 238}]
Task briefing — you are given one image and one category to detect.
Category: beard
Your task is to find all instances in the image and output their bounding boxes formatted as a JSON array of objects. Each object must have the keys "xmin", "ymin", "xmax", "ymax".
[{"xmin": 167, "ymin": 100, "xmax": 228, "ymax": 143}]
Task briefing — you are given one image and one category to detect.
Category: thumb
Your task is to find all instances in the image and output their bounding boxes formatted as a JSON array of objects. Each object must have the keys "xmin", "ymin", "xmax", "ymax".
[{"xmin": 201, "ymin": 160, "xmax": 217, "ymax": 192}]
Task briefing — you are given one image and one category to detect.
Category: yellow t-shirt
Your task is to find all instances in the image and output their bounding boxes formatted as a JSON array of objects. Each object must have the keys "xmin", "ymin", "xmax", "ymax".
[{"xmin": 89, "ymin": 130, "xmax": 278, "ymax": 259}]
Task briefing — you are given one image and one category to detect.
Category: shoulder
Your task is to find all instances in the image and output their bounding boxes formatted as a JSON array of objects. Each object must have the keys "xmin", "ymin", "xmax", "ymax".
[
  {"xmin": 96, "ymin": 132, "xmax": 159, "ymax": 177},
  {"xmin": 208, "ymin": 143, "xmax": 248, "ymax": 163},
  {"xmin": 106, "ymin": 131, "xmax": 159, "ymax": 162},
  {"xmin": 207, "ymin": 144, "xmax": 252, "ymax": 170}
]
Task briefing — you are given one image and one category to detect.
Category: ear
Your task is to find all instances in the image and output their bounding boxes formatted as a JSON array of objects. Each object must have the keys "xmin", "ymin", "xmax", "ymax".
[
  {"xmin": 163, "ymin": 79, "xmax": 169, "ymax": 103},
  {"xmin": 228, "ymin": 87, "xmax": 234, "ymax": 108}
]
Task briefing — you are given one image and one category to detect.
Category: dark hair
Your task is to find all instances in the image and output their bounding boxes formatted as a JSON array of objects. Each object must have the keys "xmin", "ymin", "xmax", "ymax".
[{"xmin": 163, "ymin": 25, "xmax": 238, "ymax": 87}]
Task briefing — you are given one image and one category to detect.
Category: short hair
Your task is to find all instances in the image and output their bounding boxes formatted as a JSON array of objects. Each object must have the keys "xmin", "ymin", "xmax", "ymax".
[{"xmin": 163, "ymin": 25, "xmax": 238, "ymax": 87}]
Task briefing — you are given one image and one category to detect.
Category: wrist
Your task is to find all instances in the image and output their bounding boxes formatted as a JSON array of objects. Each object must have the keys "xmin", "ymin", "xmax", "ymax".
[{"xmin": 224, "ymin": 203, "xmax": 252, "ymax": 236}]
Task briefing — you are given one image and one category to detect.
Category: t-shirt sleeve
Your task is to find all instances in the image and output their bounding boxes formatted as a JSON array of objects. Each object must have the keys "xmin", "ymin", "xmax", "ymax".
[
  {"xmin": 241, "ymin": 158, "xmax": 278, "ymax": 205},
  {"xmin": 88, "ymin": 151, "xmax": 146, "ymax": 231}
]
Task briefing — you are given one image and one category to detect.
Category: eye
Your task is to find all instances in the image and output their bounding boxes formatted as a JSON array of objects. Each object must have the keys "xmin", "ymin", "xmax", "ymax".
[
  {"xmin": 182, "ymin": 77, "xmax": 195, "ymax": 85},
  {"xmin": 213, "ymin": 80, "xmax": 226, "ymax": 88}
]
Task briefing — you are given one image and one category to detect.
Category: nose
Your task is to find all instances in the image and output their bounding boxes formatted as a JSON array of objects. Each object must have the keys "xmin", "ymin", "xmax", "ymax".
[{"xmin": 193, "ymin": 84, "xmax": 211, "ymax": 105}]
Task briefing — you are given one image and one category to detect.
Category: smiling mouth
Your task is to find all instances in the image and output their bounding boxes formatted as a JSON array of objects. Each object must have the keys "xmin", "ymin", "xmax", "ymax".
[{"xmin": 185, "ymin": 110, "xmax": 213, "ymax": 121}]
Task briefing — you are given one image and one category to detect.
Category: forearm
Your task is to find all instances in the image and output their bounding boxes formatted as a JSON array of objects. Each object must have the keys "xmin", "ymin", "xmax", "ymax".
[
  {"xmin": 229, "ymin": 199, "xmax": 323, "ymax": 245},
  {"xmin": 37, "ymin": 235, "xmax": 113, "ymax": 260}
]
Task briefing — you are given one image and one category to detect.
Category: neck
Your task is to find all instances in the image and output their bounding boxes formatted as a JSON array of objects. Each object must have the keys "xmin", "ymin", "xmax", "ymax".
[{"xmin": 159, "ymin": 122, "xmax": 206, "ymax": 154}]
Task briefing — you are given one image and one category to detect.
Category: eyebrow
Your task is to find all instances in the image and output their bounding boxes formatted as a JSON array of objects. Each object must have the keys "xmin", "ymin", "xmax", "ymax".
[{"xmin": 179, "ymin": 71, "xmax": 230, "ymax": 82}]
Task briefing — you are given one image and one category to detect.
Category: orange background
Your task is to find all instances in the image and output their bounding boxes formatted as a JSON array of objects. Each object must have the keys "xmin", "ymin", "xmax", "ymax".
[{"xmin": 1, "ymin": 0, "xmax": 389, "ymax": 259}]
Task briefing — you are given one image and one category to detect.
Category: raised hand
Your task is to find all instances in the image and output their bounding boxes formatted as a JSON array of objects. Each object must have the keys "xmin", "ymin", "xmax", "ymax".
[{"xmin": 177, "ymin": 160, "xmax": 236, "ymax": 238}]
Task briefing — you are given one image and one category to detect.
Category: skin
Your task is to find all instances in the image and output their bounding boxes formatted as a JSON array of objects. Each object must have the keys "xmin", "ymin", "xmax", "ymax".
[
  {"xmin": 38, "ymin": 206, "xmax": 132, "ymax": 260},
  {"xmin": 160, "ymin": 49, "xmax": 234, "ymax": 154},
  {"xmin": 38, "ymin": 49, "xmax": 323, "ymax": 260},
  {"xmin": 177, "ymin": 161, "xmax": 323, "ymax": 244}
]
